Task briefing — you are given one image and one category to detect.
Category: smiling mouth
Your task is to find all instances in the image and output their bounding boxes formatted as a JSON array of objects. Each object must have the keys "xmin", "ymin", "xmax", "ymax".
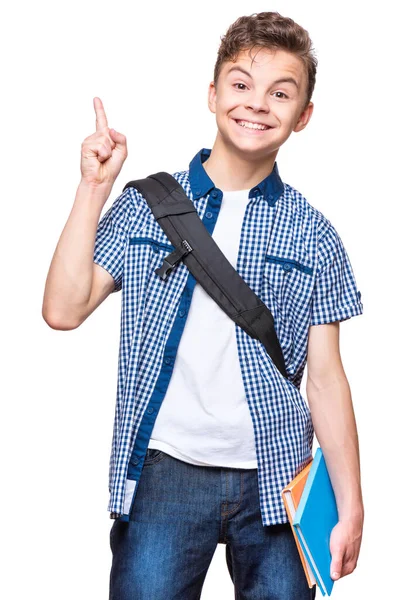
[{"xmin": 232, "ymin": 118, "xmax": 272, "ymax": 132}]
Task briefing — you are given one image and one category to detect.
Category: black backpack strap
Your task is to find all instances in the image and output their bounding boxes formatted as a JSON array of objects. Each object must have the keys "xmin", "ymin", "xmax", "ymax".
[{"xmin": 123, "ymin": 172, "xmax": 287, "ymax": 379}]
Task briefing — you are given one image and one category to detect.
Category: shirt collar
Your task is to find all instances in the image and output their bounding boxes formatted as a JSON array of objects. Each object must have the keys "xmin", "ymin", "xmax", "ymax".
[{"xmin": 188, "ymin": 147, "xmax": 284, "ymax": 206}]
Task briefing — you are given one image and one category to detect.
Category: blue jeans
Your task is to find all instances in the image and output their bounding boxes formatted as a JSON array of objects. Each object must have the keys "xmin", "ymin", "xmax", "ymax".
[{"xmin": 109, "ymin": 448, "xmax": 317, "ymax": 600}]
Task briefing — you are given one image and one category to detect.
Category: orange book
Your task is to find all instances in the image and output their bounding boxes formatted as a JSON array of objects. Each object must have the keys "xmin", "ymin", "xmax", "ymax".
[{"xmin": 281, "ymin": 459, "xmax": 316, "ymax": 589}]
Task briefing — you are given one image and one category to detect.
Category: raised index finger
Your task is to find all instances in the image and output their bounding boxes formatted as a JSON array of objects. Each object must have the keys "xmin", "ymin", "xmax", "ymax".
[{"xmin": 94, "ymin": 97, "xmax": 108, "ymax": 131}]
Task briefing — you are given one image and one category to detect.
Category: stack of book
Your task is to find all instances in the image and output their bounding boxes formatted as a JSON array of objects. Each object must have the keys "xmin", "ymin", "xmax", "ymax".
[{"xmin": 281, "ymin": 447, "xmax": 339, "ymax": 597}]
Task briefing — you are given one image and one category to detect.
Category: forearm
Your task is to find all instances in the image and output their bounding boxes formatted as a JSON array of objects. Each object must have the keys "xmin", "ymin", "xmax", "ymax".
[
  {"xmin": 306, "ymin": 371, "xmax": 364, "ymax": 522},
  {"xmin": 42, "ymin": 180, "xmax": 112, "ymax": 328}
]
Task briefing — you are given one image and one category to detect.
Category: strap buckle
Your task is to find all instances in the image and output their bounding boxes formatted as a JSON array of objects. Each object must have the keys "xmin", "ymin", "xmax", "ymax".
[{"xmin": 155, "ymin": 240, "xmax": 193, "ymax": 281}]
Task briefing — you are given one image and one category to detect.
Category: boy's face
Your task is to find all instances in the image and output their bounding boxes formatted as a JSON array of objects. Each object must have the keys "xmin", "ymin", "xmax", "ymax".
[{"xmin": 208, "ymin": 47, "xmax": 313, "ymax": 159}]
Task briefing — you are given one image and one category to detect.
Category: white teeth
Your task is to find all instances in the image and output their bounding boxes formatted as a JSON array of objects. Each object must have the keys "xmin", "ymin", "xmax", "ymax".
[{"xmin": 236, "ymin": 120, "xmax": 269, "ymax": 131}]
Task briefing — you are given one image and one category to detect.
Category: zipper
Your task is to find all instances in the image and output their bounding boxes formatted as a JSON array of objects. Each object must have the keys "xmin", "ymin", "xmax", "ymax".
[{"xmin": 129, "ymin": 236, "xmax": 174, "ymax": 252}]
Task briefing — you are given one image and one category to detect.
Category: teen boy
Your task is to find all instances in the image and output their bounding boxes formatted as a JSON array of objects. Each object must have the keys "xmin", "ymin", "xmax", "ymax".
[{"xmin": 42, "ymin": 11, "xmax": 364, "ymax": 600}]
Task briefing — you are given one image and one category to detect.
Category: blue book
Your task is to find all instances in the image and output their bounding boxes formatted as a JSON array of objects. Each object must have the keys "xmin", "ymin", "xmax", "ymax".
[{"xmin": 292, "ymin": 447, "xmax": 339, "ymax": 596}]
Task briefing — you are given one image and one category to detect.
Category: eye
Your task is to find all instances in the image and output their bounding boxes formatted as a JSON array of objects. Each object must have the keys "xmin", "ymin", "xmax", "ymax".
[
  {"xmin": 272, "ymin": 91, "xmax": 289, "ymax": 99},
  {"xmin": 233, "ymin": 83, "xmax": 248, "ymax": 91}
]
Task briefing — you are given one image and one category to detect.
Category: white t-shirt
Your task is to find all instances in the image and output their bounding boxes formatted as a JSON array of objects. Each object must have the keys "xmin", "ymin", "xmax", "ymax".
[{"xmin": 148, "ymin": 188, "xmax": 258, "ymax": 468}]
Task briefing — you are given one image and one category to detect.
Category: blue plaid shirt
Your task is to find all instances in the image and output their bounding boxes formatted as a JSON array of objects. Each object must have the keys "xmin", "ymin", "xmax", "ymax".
[{"xmin": 93, "ymin": 147, "xmax": 363, "ymax": 526}]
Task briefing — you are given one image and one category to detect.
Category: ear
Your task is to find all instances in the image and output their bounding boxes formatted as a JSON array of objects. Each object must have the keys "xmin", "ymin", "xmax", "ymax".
[
  {"xmin": 208, "ymin": 81, "xmax": 217, "ymax": 114},
  {"xmin": 293, "ymin": 101, "xmax": 314, "ymax": 133}
]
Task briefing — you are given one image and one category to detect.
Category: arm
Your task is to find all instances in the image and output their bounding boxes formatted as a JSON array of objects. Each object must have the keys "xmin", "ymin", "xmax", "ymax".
[
  {"xmin": 306, "ymin": 321, "xmax": 364, "ymax": 578},
  {"xmin": 306, "ymin": 321, "xmax": 364, "ymax": 518},
  {"xmin": 42, "ymin": 181, "xmax": 115, "ymax": 330},
  {"xmin": 42, "ymin": 97, "xmax": 129, "ymax": 329}
]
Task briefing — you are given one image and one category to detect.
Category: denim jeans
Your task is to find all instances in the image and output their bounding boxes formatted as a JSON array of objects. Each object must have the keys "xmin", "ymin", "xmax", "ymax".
[{"xmin": 109, "ymin": 448, "xmax": 317, "ymax": 600}]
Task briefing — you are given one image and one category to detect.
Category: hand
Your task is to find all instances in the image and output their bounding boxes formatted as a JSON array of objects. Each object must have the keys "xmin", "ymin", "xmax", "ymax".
[
  {"xmin": 80, "ymin": 97, "xmax": 128, "ymax": 188},
  {"xmin": 329, "ymin": 515, "xmax": 364, "ymax": 581}
]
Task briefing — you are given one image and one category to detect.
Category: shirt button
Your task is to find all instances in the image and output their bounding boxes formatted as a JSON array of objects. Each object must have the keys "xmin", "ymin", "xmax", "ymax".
[
  {"xmin": 268, "ymin": 193, "xmax": 274, "ymax": 200},
  {"xmin": 152, "ymin": 244, "xmax": 159, "ymax": 253},
  {"xmin": 147, "ymin": 407, "xmax": 154, "ymax": 414},
  {"xmin": 205, "ymin": 211, "xmax": 213, "ymax": 219},
  {"xmin": 283, "ymin": 262, "xmax": 292, "ymax": 271},
  {"xmin": 179, "ymin": 309, "xmax": 186, "ymax": 318},
  {"xmin": 211, "ymin": 190, "xmax": 218, "ymax": 198},
  {"xmin": 254, "ymin": 187, "xmax": 260, "ymax": 194},
  {"xmin": 131, "ymin": 457, "xmax": 139, "ymax": 465},
  {"xmin": 195, "ymin": 189, "xmax": 201, "ymax": 195},
  {"xmin": 164, "ymin": 357, "xmax": 172, "ymax": 365}
]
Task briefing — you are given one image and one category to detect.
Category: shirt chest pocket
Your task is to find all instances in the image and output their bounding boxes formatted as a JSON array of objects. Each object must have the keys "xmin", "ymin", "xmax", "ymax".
[
  {"xmin": 128, "ymin": 235, "xmax": 176, "ymax": 277},
  {"xmin": 127, "ymin": 234, "xmax": 193, "ymax": 317},
  {"xmin": 262, "ymin": 255, "xmax": 315, "ymax": 325}
]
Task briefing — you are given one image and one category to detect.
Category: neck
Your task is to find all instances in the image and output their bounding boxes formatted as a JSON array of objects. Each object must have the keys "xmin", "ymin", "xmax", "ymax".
[{"xmin": 202, "ymin": 132, "xmax": 279, "ymax": 191}]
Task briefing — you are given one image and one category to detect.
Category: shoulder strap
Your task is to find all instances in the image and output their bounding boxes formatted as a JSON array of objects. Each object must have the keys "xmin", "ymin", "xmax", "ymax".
[{"xmin": 123, "ymin": 172, "xmax": 288, "ymax": 379}]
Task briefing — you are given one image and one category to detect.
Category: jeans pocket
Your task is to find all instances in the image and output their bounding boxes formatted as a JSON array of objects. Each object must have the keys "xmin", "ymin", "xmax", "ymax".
[{"xmin": 143, "ymin": 448, "xmax": 165, "ymax": 466}]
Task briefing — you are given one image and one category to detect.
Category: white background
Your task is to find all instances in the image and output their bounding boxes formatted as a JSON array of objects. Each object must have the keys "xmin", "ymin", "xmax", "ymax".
[{"xmin": 2, "ymin": 1, "xmax": 398, "ymax": 598}]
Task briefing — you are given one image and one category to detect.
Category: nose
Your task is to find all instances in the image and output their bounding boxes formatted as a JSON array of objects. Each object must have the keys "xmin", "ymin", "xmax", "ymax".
[
  {"xmin": 246, "ymin": 103, "xmax": 270, "ymax": 114},
  {"xmin": 246, "ymin": 92, "xmax": 270, "ymax": 114}
]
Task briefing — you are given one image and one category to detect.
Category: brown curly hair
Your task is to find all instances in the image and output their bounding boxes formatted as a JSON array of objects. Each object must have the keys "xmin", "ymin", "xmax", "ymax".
[{"xmin": 213, "ymin": 11, "xmax": 318, "ymax": 113}]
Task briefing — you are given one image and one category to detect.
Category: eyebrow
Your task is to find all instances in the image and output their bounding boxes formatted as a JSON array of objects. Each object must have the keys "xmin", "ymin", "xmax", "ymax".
[{"xmin": 226, "ymin": 65, "xmax": 300, "ymax": 89}]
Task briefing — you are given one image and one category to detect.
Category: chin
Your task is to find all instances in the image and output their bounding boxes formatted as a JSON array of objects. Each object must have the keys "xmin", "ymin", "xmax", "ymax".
[{"xmin": 228, "ymin": 136, "xmax": 271, "ymax": 155}]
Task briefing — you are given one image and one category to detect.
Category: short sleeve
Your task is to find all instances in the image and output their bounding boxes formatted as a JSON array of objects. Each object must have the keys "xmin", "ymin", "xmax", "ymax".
[
  {"xmin": 93, "ymin": 187, "xmax": 138, "ymax": 293},
  {"xmin": 310, "ymin": 222, "xmax": 363, "ymax": 325}
]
